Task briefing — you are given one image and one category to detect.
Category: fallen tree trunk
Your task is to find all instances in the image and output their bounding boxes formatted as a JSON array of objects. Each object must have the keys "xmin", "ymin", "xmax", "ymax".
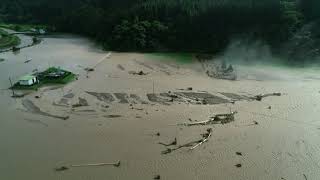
[
  {"xmin": 55, "ymin": 161, "xmax": 121, "ymax": 172},
  {"xmin": 161, "ymin": 128, "xmax": 213, "ymax": 154},
  {"xmin": 190, "ymin": 128, "xmax": 212, "ymax": 150},
  {"xmin": 71, "ymin": 161, "xmax": 121, "ymax": 167},
  {"xmin": 185, "ymin": 111, "xmax": 237, "ymax": 126}
]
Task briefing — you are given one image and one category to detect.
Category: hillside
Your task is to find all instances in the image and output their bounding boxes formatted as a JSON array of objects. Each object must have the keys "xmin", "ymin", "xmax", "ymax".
[{"xmin": 0, "ymin": 0, "xmax": 319, "ymax": 62}]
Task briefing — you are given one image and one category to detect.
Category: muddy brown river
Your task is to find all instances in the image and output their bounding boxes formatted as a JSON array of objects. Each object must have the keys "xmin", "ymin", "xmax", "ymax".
[
  {"xmin": 1, "ymin": 33, "xmax": 320, "ymax": 180},
  {"xmin": 0, "ymin": 34, "xmax": 106, "ymax": 179}
]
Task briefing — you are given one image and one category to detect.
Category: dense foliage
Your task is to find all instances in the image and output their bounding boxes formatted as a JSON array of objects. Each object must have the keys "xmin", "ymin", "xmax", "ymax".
[{"xmin": 0, "ymin": 0, "xmax": 315, "ymax": 54}]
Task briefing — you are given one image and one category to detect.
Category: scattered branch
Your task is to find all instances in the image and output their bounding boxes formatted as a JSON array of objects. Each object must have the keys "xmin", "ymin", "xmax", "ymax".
[
  {"xmin": 252, "ymin": 93, "xmax": 281, "ymax": 101},
  {"xmin": 55, "ymin": 161, "xmax": 121, "ymax": 172}
]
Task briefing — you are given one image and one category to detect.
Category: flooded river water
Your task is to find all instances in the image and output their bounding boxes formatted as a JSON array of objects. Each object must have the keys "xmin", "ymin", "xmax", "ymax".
[
  {"xmin": 0, "ymin": 34, "xmax": 107, "ymax": 179},
  {"xmin": 2, "ymin": 33, "xmax": 320, "ymax": 180}
]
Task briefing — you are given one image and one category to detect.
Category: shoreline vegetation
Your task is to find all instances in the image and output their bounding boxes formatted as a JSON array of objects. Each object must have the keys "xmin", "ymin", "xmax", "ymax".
[
  {"xmin": 1, "ymin": 0, "xmax": 315, "ymax": 62},
  {"xmin": 0, "ymin": 23, "xmax": 47, "ymax": 33},
  {"xmin": 0, "ymin": 29, "xmax": 20, "ymax": 49},
  {"xmin": 0, "ymin": 24, "xmax": 47, "ymax": 53}
]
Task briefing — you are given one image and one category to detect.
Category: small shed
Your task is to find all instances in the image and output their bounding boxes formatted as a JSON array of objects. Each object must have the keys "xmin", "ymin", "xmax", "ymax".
[{"xmin": 19, "ymin": 75, "xmax": 38, "ymax": 86}]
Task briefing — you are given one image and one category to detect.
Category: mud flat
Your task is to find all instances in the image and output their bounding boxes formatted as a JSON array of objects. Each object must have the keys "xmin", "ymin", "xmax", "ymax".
[{"xmin": 2, "ymin": 51, "xmax": 320, "ymax": 180}]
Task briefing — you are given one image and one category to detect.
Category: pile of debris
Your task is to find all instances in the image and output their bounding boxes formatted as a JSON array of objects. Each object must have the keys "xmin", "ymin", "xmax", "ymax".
[{"xmin": 206, "ymin": 61, "xmax": 237, "ymax": 81}]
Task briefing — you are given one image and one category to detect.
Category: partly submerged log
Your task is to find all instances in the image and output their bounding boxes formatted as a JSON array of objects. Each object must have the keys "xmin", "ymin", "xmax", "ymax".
[
  {"xmin": 190, "ymin": 128, "xmax": 212, "ymax": 150},
  {"xmin": 55, "ymin": 161, "xmax": 121, "ymax": 172},
  {"xmin": 161, "ymin": 128, "xmax": 213, "ymax": 154},
  {"xmin": 253, "ymin": 93, "xmax": 281, "ymax": 101},
  {"xmin": 184, "ymin": 111, "xmax": 237, "ymax": 126},
  {"xmin": 71, "ymin": 161, "xmax": 121, "ymax": 167}
]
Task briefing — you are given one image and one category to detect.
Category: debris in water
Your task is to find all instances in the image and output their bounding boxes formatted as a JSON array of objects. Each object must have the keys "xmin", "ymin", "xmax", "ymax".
[
  {"xmin": 161, "ymin": 128, "xmax": 212, "ymax": 154},
  {"xmin": 117, "ymin": 64, "xmax": 125, "ymax": 71},
  {"xmin": 236, "ymin": 152, "xmax": 243, "ymax": 156},
  {"xmin": 71, "ymin": 161, "xmax": 121, "ymax": 168},
  {"xmin": 114, "ymin": 93, "xmax": 130, "ymax": 104},
  {"xmin": 154, "ymin": 175, "xmax": 161, "ymax": 179},
  {"xmin": 159, "ymin": 138, "xmax": 177, "ymax": 147},
  {"xmin": 132, "ymin": 107, "xmax": 144, "ymax": 111},
  {"xmin": 252, "ymin": 93, "xmax": 282, "ymax": 101},
  {"xmin": 190, "ymin": 128, "xmax": 212, "ymax": 150},
  {"xmin": 84, "ymin": 67, "xmax": 95, "ymax": 72},
  {"xmin": 156, "ymin": 132, "xmax": 161, "ymax": 136},
  {"xmin": 55, "ymin": 161, "xmax": 120, "ymax": 172},
  {"xmin": 55, "ymin": 166, "xmax": 69, "ymax": 172},
  {"xmin": 129, "ymin": 70, "xmax": 148, "ymax": 76},
  {"xmin": 104, "ymin": 115, "xmax": 122, "ymax": 118},
  {"xmin": 183, "ymin": 111, "xmax": 237, "ymax": 126},
  {"xmin": 102, "ymin": 105, "xmax": 110, "ymax": 108},
  {"xmin": 303, "ymin": 174, "xmax": 308, "ymax": 180},
  {"xmin": 235, "ymin": 164, "xmax": 242, "ymax": 168}
]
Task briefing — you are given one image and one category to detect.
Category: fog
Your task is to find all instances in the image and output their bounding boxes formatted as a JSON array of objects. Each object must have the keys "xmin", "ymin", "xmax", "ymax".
[{"xmin": 210, "ymin": 36, "xmax": 320, "ymax": 81}]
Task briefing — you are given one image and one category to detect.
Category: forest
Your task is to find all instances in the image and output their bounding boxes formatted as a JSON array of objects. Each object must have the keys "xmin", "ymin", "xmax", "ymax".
[{"xmin": 0, "ymin": 0, "xmax": 319, "ymax": 61}]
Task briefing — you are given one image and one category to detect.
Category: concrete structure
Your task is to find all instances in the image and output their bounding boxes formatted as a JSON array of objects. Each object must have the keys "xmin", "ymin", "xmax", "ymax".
[{"xmin": 19, "ymin": 75, "xmax": 38, "ymax": 86}]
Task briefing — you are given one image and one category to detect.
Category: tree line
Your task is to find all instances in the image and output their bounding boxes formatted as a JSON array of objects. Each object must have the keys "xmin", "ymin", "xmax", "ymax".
[{"xmin": 0, "ymin": 0, "xmax": 318, "ymax": 54}]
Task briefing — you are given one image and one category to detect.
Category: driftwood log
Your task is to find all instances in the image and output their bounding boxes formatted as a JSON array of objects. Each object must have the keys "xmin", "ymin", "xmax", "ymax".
[
  {"xmin": 55, "ymin": 161, "xmax": 121, "ymax": 172},
  {"xmin": 71, "ymin": 161, "xmax": 121, "ymax": 167},
  {"xmin": 183, "ymin": 111, "xmax": 237, "ymax": 126},
  {"xmin": 252, "ymin": 93, "xmax": 281, "ymax": 101},
  {"xmin": 190, "ymin": 128, "xmax": 212, "ymax": 150},
  {"xmin": 161, "ymin": 128, "xmax": 213, "ymax": 154}
]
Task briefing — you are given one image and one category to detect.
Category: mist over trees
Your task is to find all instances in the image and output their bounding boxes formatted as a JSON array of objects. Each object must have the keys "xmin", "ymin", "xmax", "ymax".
[{"xmin": 0, "ymin": 0, "xmax": 317, "ymax": 56}]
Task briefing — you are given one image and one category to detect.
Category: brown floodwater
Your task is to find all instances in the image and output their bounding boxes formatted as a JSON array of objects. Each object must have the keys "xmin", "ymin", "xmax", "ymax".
[
  {"xmin": 1, "ymin": 34, "xmax": 320, "ymax": 180},
  {"xmin": 0, "ymin": 34, "xmax": 106, "ymax": 179}
]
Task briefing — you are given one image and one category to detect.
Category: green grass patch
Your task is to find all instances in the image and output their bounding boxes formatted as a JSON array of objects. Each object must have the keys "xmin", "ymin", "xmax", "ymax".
[
  {"xmin": 0, "ymin": 23, "xmax": 47, "ymax": 32},
  {"xmin": 146, "ymin": 53, "xmax": 194, "ymax": 64},
  {"xmin": 12, "ymin": 67, "xmax": 76, "ymax": 90},
  {"xmin": 0, "ymin": 28, "xmax": 21, "ymax": 47},
  {"xmin": 0, "ymin": 34, "xmax": 20, "ymax": 49}
]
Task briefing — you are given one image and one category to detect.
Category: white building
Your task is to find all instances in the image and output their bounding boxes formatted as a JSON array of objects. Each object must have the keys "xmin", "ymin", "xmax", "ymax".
[{"xmin": 19, "ymin": 75, "xmax": 38, "ymax": 86}]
